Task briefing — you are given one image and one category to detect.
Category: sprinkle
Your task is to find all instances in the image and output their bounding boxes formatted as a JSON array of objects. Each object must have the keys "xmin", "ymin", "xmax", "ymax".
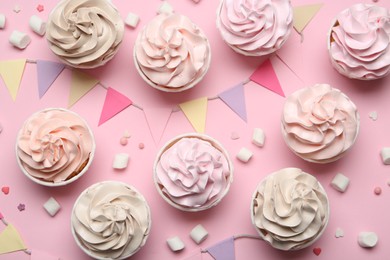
[
  {"xmin": 335, "ymin": 228, "xmax": 344, "ymax": 238},
  {"xmin": 36, "ymin": 4, "xmax": 44, "ymax": 12},
  {"xmin": 387, "ymin": 179, "xmax": 390, "ymax": 186},
  {"xmin": 13, "ymin": 5, "xmax": 21, "ymax": 13},
  {"xmin": 123, "ymin": 130, "xmax": 131, "ymax": 138},
  {"xmin": 374, "ymin": 187, "xmax": 382, "ymax": 195},
  {"xmin": 313, "ymin": 247, "xmax": 321, "ymax": 256},
  {"xmin": 139, "ymin": 143, "xmax": 145, "ymax": 149},
  {"xmin": 369, "ymin": 111, "xmax": 378, "ymax": 121},
  {"xmin": 1, "ymin": 186, "xmax": 9, "ymax": 195},
  {"xmin": 120, "ymin": 137, "xmax": 128, "ymax": 146},
  {"xmin": 0, "ymin": 123, "xmax": 3, "ymax": 133},
  {"xmin": 0, "ymin": 212, "xmax": 3, "ymax": 219},
  {"xmin": 17, "ymin": 203, "xmax": 25, "ymax": 211},
  {"xmin": 230, "ymin": 131, "xmax": 240, "ymax": 140}
]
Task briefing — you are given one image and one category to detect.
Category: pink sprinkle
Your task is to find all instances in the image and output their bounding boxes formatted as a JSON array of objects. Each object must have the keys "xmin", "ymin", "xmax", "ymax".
[
  {"xmin": 372, "ymin": 0, "xmax": 378, "ymax": 2},
  {"xmin": 37, "ymin": 4, "xmax": 44, "ymax": 12},
  {"xmin": 138, "ymin": 143, "xmax": 145, "ymax": 149},
  {"xmin": 374, "ymin": 187, "xmax": 382, "ymax": 195},
  {"xmin": 17, "ymin": 203, "xmax": 25, "ymax": 211},
  {"xmin": 0, "ymin": 212, "xmax": 3, "ymax": 219},
  {"xmin": 120, "ymin": 137, "xmax": 128, "ymax": 146}
]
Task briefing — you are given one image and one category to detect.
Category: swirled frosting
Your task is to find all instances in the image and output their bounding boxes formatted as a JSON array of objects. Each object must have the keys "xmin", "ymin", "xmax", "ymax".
[
  {"xmin": 329, "ymin": 4, "xmax": 390, "ymax": 80},
  {"xmin": 17, "ymin": 109, "xmax": 94, "ymax": 183},
  {"xmin": 46, "ymin": 0, "xmax": 124, "ymax": 68},
  {"xmin": 155, "ymin": 136, "xmax": 232, "ymax": 210},
  {"xmin": 134, "ymin": 13, "xmax": 210, "ymax": 91},
  {"xmin": 281, "ymin": 84, "xmax": 359, "ymax": 163},
  {"xmin": 252, "ymin": 168, "xmax": 329, "ymax": 250},
  {"xmin": 72, "ymin": 182, "xmax": 150, "ymax": 259},
  {"xmin": 217, "ymin": 0, "xmax": 293, "ymax": 56}
]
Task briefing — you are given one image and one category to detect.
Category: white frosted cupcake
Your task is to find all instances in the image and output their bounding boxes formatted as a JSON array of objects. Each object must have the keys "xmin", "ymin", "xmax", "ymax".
[
  {"xmin": 46, "ymin": 0, "xmax": 124, "ymax": 69},
  {"xmin": 251, "ymin": 168, "xmax": 329, "ymax": 250},
  {"xmin": 328, "ymin": 4, "xmax": 390, "ymax": 80},
  {"xmin": 153, "ymin": 133, "xmax": 233, "ymax": 211},
  {"xmin": 134, "ymin": 13, "xmax": 211, "ymax": 92},
  {"xmin": 71, "ymin": 181, "xmax": 151, "ymax": 259},
  {"xmin": 281, "ymin": 84, "xmax": 359, "ymax": 163},
  {"xmin": 216, "ymin": 0, "xmax": 293, "ymax": 56},
  {"xmin": 16, "ymin": 108, "xmax": 95, "ymax": 186}
]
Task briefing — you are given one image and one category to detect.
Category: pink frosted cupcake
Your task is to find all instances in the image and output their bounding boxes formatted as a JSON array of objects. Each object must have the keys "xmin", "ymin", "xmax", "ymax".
[
  {"xmin": 281, "ymin": 84, "xmax": 359, "ymax": 163},
  {"xmin": 46, "ymin": 0, "xmax": 124, "ymax": 68},
  {"xmin": 328, "ymin": 4, "xmax": 390, "ymax": 80},
  {"xmin": 153, "ymin": 133, "xmax": 233, "ymax": 211},
  {"xmin": 16, "ymin": 108, "xmax": 95, "ymax": 186},
  {"xmin": 251, "ymin": 168, "xmax": 330, "ymax": 250},
  {"xmin": 134, "ymin": 13, "xmax": 211, "ymax": 92},
  {"xmin": 216, "ymin": 0, "xmax": 293, "ymax": 56}
]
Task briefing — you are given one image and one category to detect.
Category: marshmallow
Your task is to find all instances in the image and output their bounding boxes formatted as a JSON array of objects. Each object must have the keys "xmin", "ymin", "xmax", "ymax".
[
  {"xmin": 237, "ymin": 147, "xmax": 253, "ymax": 163},
  {"xmin": 190, "ymin": 224, "xmax": 208, "ymax": 244},
  {"xmin": 158, "ymin": 1, "xmax": 174, "ymax": 14},
  {"xmin": 0, "ymin": 14, "xmax": 5, "ymax": 29},
  {"xmin": 112, "ymin": 153, "xmax": 129, "ymax": 169},
  {"xmin": 125, "ymin": 12, "xmax": 140, "ymax": 28},
  {"xmin": 9, "ymin": 30, "xmax": 31, "ymax": 49},
  {"xmin": 335, "ymin": 228, "xmax": 344, "ymax": 238},
  {"xmin": 358, "ymin": 232, "xmax": 378, "ymax": 248},
  {"xmin": 29, "ymin": 15, "xmax": 46, "ymax": 36},
  {"xmin": 330, "ymin": 173, "xmax": 350, "ymax": 192},
  {"xmin": 380, "ymin": 147, "xmax": 390, "ymax": 165},
  {"xmin": 252, "ymin": 128, "xmax": 265, "ymax": 147},
  {"xmin": 166, "ymin": 236, "xmax": 185, "ymax": 252},
  {"xmin": 43, "ymin": 197, "xmax": 61, "ymax": 217}
]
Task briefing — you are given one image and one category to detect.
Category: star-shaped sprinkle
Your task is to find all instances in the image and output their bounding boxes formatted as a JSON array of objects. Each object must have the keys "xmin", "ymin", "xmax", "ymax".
[
  {"xmin": 17, "ymin": 203, "xmax": 25, "ymax": 211},
  {"xmin": 36, "ymin": 4, "xmax": 44, "ymax": 12},
  {"xmin": 13, "ymin": 5, "xmax": 21, "ymax": 13}
]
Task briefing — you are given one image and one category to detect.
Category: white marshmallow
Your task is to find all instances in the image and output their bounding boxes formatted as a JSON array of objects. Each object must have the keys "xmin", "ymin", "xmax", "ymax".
[
  {"xmin": 335, "ymin": 228, "xmax": 344, "ymax": 238},
  {"xmin": 252, "ymin": 128, "xmax": 265, "ymax": 147},
  {"xmin": 125, "ymin": 13, "xmax": 140, "ymax": 28},
  {"xmin": 166, "ymin": 236, "xmax": 185, "ymax": 252},
  {"xmin": 9, "ymin": 30, "xmax": 31, "ymax": 49},
  {"xmin": 190, "ymin": 224, "xmax": 208, "ymax": 244},
  {"xmin": 380, "ymin": 147, "xmax": 390, "ymax": 165},
  {"xmin": 112, "ymin": 153, "xmax": 129, "ymax": 169},
  {"xmin": 331, "ymin": 173, "xmax": 350, "ymax": 192},
  {"xmin": 237, "ymin": 147, "xmax": 253, "ymax": 163},
  {"xmin": 0, "ymin": 14, "xmax": 5, "ymax": 29},
  {"xmin": 43, "ymin": 197, "xmax": 61, "ymax": 217},
  {"xmin": 358, "ymin": 232, "xmax": 378, "ymax": 248},
  {"xmin": 158, "ymin": 1, "xmax": 174, "ymax": 14},
  {"xmin": 29, "ymin": 15, "xmax": 46, "ymax": 36}
]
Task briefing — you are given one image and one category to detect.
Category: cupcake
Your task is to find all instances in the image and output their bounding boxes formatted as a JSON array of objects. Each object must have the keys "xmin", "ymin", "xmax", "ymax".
[
  {"xmin": 328, "ymin": 4, "xmax": 390, "ymax": 80},
  {"xmin": 134, "ymin": 13, "xmax": 211, "ymax": 92},
  {"xmin": 251, "ymin": 168, "xmax": 329, "ymax": 250},
  {"xmin": 16, "ymin": 108, "xmax": 95, "ymax": 186},
  {"xmin": 216, "ymin": 0, "xmax": 293, "ymax": 56},
  {"xmin": 71, "ymin": 181, "xmax": 151, "ymax": 259},
  {"xmin": 153, "ymin": 133, "xmax": 233, "ymax": 211},
  {"xmin": 46, "ymin": 0, "xmax": 124, "ymax": 69},
  {"xmin": 281, "ymin": 84, "xmax": 359, "ymax": 163}
]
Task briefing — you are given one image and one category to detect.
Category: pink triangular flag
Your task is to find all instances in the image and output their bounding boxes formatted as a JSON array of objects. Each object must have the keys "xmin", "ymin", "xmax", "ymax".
[
  {"xmin": 36, "ymin": 60, "xmax": 65, "ymax": 98},
  {"xmin": 143, "ymin": 107, "xmax": 172, "ymax": 144},
  {"xmin": 30, "ymin": 249, "xmax": 60, "ymax": 260},
  {"xmin": 68, "ymin": 70, "xmax": 99, "ymax": 107},
  {"xmin": 250, "ymin": 59, "xmax": 285, "ymax": 97},
  {"xmin": 98, "ymin": 87, "xmax": 132, "ymax": 126},
  {"xmin": 0, "ymin": 59, "xmax": 26, "ymax": 101},
  {"xmin": 219, "ymin": 83, "xmax": 247, "ymax": 122},
  {"xmin": 206, "ymin": 237, "xmax": 235, "ymax": 260}
]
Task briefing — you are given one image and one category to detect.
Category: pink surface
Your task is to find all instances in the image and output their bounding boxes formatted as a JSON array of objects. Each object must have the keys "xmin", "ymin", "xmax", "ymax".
[{"xmin": 1, "ymin": 0, "xmax": 390, "ymax": 260}]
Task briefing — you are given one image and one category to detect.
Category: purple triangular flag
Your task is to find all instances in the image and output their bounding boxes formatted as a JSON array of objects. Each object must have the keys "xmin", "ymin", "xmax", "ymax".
[
  {"xmin": 98, "ymin": 87, "xmax": 132, "ymax": 126},
  {"xmin": 36, "ymin": 60, "xmax": 65, "ymax": 98},
  {"xmin": 219, "ymin": 83, "xmax": 247, "ymax": 122},
  {"xmin": 206, "ymin": 237, "xmax": 235, "ymax": 260}
]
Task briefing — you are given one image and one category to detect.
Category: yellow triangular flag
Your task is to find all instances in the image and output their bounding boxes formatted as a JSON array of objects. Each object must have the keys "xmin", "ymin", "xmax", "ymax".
[
  {"xmin": 0, "ymin": 224, "xmax": 27, "ymax": 254},
  {"xmin": 293, "ymin": 3, "xmax": 323, "ymax": 33},
  {"xmin": 0, "ymin": 59, "xmax": 26, "ymax": 101},
  {"xmin": 179, "ymin": 97, "xmax": 208, "ymax": 133},
  {"xmin": 68, "ymin": 70, "xmax": 99, "ymax": 107}
]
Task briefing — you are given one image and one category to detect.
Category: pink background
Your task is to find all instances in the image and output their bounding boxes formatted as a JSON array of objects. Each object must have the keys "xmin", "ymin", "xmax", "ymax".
[{"xmin": 1, "ymin": 0, "xmax": 390, "ymax": 259}]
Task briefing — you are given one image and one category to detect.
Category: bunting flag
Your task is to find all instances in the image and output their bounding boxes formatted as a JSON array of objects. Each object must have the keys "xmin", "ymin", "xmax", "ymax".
[
  {"xmin": 98, "ymin": 87, "xmax": 133, "ymax": 126},
  {"xmin": 0, "ymin": 59, "xmax": 26, "ymax": 101},
  {"xmin": 179, "ymin": 97, "xmax": 208, "ymax": 133},
  {"xmin": 0, "ymin": 224, "xmax": 27, "ymax": 254},
  {"xmin": 143, "ymin": 107, "xmax": 172, "ymax": 144},
  {"xmin": 36, "ymin": 60, "xmax": 65, "ymax": 98},
  {"xmin": 206, "ymin": 237, "xmax": 235, "ymax": 260},
  {"xmin": 218, "ymin": 83, "xmax": 247, "ymax": 122},
  {"xmin": 250, "ymin": 59, "xmax": 285, "ymax": 97},
  {"xmin": 30, "ymin": 249, "xmax": 60, "ymax": 260},
  {"xmin": 68, "ymin": 70, "xmax": 99, "ymax": 108},
  {"xmin": 293, "ymin": 4, "xmax": 323, "ymax": 33}
]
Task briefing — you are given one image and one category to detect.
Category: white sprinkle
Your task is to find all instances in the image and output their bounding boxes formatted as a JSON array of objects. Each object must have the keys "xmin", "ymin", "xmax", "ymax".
[{"xmin": 369, "ymin": 111, "xmax": 378, "ymax": 121}]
